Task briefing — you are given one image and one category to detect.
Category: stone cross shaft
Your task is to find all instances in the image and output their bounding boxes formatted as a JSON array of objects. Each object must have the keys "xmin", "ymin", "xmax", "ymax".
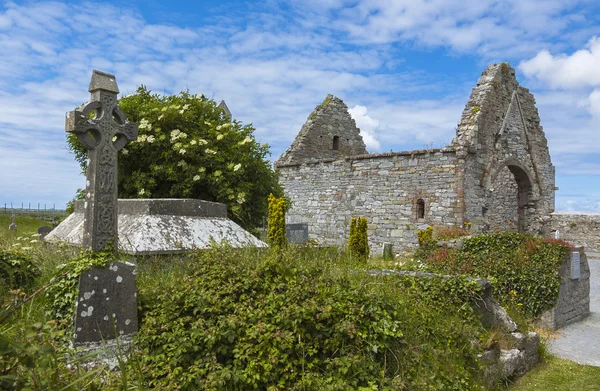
[{"xmin": 66, "ymin": 70, "xmax": 138, "ymax": 252}]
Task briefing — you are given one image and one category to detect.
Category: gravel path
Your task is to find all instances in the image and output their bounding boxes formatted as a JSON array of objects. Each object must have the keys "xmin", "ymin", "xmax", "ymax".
[{"xmin": 547, "ymin": 253, "xmax": 600, "ymax": 366}]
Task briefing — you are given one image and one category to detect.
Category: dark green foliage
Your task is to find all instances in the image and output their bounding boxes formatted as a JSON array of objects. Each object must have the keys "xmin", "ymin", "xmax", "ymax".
[
  {"xmin": 415, "ymin": 232, "xmax": 570, "ymax": 318},
  {"xmin": 0, "ymin": 249, "xmax": 40, "ymax": 296},
  {"xmin": 135, "ymin": 246, "xmax": 486, "ymax": 390},
  {"xmin": 66, "ymin": 86, "xmax": 282, "ymax": 233},
  {"xmin": 44, "ymin": 251, "xmax": 113, "ymax": 324},
  {"xmin": 348, "ymin": 217, "xmax": 369, "ymax": 261}
]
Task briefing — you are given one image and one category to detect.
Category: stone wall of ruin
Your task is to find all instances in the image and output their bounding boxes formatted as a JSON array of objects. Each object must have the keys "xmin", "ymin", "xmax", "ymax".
[
  {"xmin": 278, "ymin": 149, "xmax": 459, "ymax": 251},
  {"xmin": 453, "ymin": 63, "xmax": 555, "ymax": 235},
  {"xmin": 551, "ymin": 213, "xmax": 600, "ymax": 252}
]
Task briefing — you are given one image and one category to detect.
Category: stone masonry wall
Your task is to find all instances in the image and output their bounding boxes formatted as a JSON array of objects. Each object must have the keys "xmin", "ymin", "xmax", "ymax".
[
  {"xmin": 454, "ymin": 63, "xmax": 555, "ymax": 235},
  {"xmin": 551, "ymin": 213, "xmax": 600, "ymax": 252},
  {"xmin": 486, "ymin": 166, "xmax": 519, "ymax": 232},
  {"xmin": 277, "ymin": 95, "xmax": 367, "ymax": 166},
  {"xmin": 278, "ymin": 149, "xmax": 459, "ymax": 252},
  {"xmin": 539, "ymin": 248, "xmax": 590, "ymax": 330}
]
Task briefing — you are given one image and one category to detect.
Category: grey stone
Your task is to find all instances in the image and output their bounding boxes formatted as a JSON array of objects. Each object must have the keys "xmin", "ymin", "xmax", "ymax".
[
  {"xmin": 37, "ymin": 226, "xmax": 52, "ymax": 238},
  {"xmin": 540, "ymin": 249, "xmax": 590, "ymax": 330},
  {"xmin": 547, "ymin": 254, "xmax": 600, "ymax": 366},
  {"xmin": 66, "ymin": 70, "xmax": 138, "ymax": 253},
  {"xmin": 46, "ymin": 198, "xmax": 266, "ymax": 255},
  {"xmin": 500, "ymin": 349, "xmax": 525, "ymax": 378},
  {"xmin": 8, "ymin": 215, "xmax": 16, "ymax": 231},
  {"xmin": 551, "ymin": 212, "xmax": 600, "ymax": 252},
  {"xmin": 286, "ymin": 223, "xmax": 309, "ymax": 244},
  {"xmin": 217, "ymin": 100, "xmax": 231, "ymax": 119},
  {"xmin": 73, "ymin": 261, "xmax": 137, "ymax": 344},
  {"xmin": 571, "ymin": 251, "xmax": 581, "ymax": 280},
  {"xmin": 276, "ymin": 94, "xmax": 368, "ymax": 166}
]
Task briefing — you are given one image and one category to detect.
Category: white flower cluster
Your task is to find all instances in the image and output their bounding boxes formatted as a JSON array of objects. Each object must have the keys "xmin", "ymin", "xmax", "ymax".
[
  {"xmin": 205, "ymin": 148, "xmax": 217, "ymax": 155},
  {"xmin": 170, "ymin": 129, "xmax": 187, "ymax": 143},
  {"xmin": 139, "ymin": 118, "xmax": 152, "ymax": 131},
  {"xmin": 239, "ymin": 137, "xmax": 252, "ymax": 145},
  {"xmin": 137, "ymin": 135, "xmax": 156, "ymax": 143}
]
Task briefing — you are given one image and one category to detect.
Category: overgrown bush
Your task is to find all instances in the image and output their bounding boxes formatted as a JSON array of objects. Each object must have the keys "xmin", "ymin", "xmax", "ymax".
[
  {"xmin": 267, "ymin": 194, "xmax": 287, "ymax": 248},
  {"xmin": 415, "ymin": 232, "xmax": 570, "ymax": 318},
  {"xmin": 135, "ymin": 246, "xmax": 487, "ymax": 390},
  {"xmin": 44, "ymin": 251, "xmax": 113, "ymax": 325},
  {"xmin": 0, "ymin": 249, "xmax": 40, "ymax": 296},
  {"xmin": 348, "ymin": 216, "xmax": 369, "ymax": 261}
]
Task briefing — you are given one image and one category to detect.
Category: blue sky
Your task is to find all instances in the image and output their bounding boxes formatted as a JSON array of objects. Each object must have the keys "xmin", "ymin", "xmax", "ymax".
[{"xmin": 0, "ymin": 0, "xmax": 599, "ymax": 211}]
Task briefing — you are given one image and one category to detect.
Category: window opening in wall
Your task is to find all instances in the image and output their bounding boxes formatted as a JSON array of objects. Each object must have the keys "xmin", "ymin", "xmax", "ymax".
[
  {"xmin": 332, "ymin": 135, "xmax": 340, "ymax": 150},
  {"xmin": 416, "ymin": 199, "xmax": 425, "ymax": 219}
]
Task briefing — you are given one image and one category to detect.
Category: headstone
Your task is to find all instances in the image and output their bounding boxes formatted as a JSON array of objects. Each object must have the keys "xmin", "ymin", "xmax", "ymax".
[
  {"xmin": 8, "ymin": 215, "xmax": 16, "ymax": 231},
  {"xmin": 37, "ymin": 226, "xmax": 52, "ymax": 238},
  {"xmin": 554, "ymin": 230, "xmax": 560, "ymax": 240},
  {"xmin": 570, "ymin": 251, "xmax": 581, "ymax": 280},
  {"xmin": 73, "ymin": 261, "xmax": 138, "ymax": 344},
  {"xmin": 382, "ymin": 243, "xmax": 394, "ymax": 260},
  {"xmin": 66, "ymin": 70, "xmax": 138, "ymax": 253},
  {"xmin": 286, "ymin": 223, "xmax": 309, "ymax": 244}
]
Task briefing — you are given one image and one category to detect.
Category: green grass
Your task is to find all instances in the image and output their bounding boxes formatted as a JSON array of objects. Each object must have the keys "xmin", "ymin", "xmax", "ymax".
[
  {"xmin": 0, "ymin": 214, "xmax": 53, "ymax": 236},
  {"xmin": 509, "ymin": 354, "xmax": 600, "ymax": 390}
]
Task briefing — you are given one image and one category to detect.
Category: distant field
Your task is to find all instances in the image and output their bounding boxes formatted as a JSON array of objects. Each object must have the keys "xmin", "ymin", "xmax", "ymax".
[{"xmin": 0, "ymin": 214, "xmax": 57, "ymax": 236}]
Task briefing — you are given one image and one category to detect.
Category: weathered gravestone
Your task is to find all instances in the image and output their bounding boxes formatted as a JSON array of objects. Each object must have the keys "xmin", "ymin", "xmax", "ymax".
[
  {"xmin": 381, "ymin": 243, "xmax": 394, "ymax": 260},
  {"xmin": 286, "ymin": 223, "xmax": 309, "ymax": 244},
  {"xmin": 66, "ymin": 70, "xmax": 139, "ymax": 356},
  {"xmin": 37, "ymin": 226, "xmax": 52, "ymax": 238},
  {"xmin": 73, "ymin": 261, "xmax": 138, "ymax": 344},
  {"xmin": 66, "ymin": 70, "xmax": 138, "ymax": 253},
  {"xmin": 8, "ymin": 215, "xmax": 16, "ymax": 231}
]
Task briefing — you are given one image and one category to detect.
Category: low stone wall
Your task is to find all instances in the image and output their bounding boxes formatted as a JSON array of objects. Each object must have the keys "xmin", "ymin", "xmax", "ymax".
[
  {"xmin": 539, "ymin": 247, "xmax": 590, "ymax": 330},
  {"xmin": 551, "ymin": 213, "xmax": 600, "ymax": 252}
]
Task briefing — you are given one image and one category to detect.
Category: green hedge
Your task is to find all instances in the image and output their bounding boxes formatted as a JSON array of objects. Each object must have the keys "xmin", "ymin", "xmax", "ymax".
[
  {"xmin": 415, "ymin": 232, "xmax": 570, "ymax": 318},
  {"xmin": 136, "ymin": 247, "xmax": 486, "ymax": 390}
]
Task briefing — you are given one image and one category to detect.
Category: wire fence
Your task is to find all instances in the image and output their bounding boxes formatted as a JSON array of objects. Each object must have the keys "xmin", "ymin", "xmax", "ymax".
[{"xmin": 1, "ymin": 202, "xmax": 69, "ymax": 222}]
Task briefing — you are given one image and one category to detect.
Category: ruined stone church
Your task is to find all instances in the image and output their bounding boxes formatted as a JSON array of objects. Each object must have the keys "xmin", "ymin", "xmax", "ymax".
[{"xmin": 275, "ymin": 63, "xmax": 557, "ymax": 251}]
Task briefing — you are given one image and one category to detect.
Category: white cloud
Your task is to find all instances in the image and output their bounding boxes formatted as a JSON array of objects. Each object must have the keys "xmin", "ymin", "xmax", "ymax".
[
  {"xmin": 291, "ymin": 0, "xmax": 595, "ymax": 58},
  {"xmin": 348, "ymin": 105, "xmax": 381, "ymax": 152},
  {"xmin": 519, "ymin": 36, "xmax": 600, "ymax": 89}
]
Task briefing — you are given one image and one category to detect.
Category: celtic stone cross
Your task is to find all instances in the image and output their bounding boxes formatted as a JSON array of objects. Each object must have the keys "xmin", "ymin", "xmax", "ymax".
[{"xmin": 66, "ymin": 70, "xmax": 138, "ymax": 252}]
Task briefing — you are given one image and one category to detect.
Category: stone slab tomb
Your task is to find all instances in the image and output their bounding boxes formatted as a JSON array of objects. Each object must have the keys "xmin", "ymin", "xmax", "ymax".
[
  {"xmin": 47, "ymin": 198, "xmax": 266, "ymax": 254},
  {"xmin": 74, "ymin": 261, "xmax": 138, "ymax": 344}
]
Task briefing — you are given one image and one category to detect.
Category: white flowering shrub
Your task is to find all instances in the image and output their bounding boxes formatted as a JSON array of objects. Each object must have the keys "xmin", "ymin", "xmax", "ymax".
[{"xmin": 67, "ymin": 87, "xmax": 282, "ymax": 233}]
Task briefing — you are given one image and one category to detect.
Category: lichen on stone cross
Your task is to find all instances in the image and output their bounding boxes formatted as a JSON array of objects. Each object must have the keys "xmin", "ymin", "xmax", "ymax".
[{"xmin": 65, "ymin": 70, "xmax": 138, "ymax": 252}]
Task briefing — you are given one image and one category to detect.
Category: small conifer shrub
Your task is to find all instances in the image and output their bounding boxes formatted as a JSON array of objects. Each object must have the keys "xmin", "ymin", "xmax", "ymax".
[
  {"xmin": 348, "ymin": 216, "xmax": 369, "ymax": 260},
  {"xmin": 267, "ymin": 194, "xmax": 287, "ymax": 248}
]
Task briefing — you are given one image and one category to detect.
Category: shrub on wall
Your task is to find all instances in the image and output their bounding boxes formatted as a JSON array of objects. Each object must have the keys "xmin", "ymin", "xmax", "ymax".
[
  {"xmin": 135, "ymin": 246, "xmax": 486, "ymax": 390},
  {"xmin": 415, "ymin": 231, "xmax": 570, "ymax": 318},
  {"xmin": 348, "ymin": 217, "xmax": 369, "ymax": 260},
  {"xmin": 267, "ymin": 194, "xmax": 287, "ymax": 248}
]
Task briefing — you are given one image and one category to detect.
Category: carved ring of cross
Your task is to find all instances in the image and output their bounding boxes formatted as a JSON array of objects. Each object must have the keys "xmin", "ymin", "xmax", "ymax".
[{"xmin": 68, "ymin": 101, "xmax": 136, "ymax": 152}]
